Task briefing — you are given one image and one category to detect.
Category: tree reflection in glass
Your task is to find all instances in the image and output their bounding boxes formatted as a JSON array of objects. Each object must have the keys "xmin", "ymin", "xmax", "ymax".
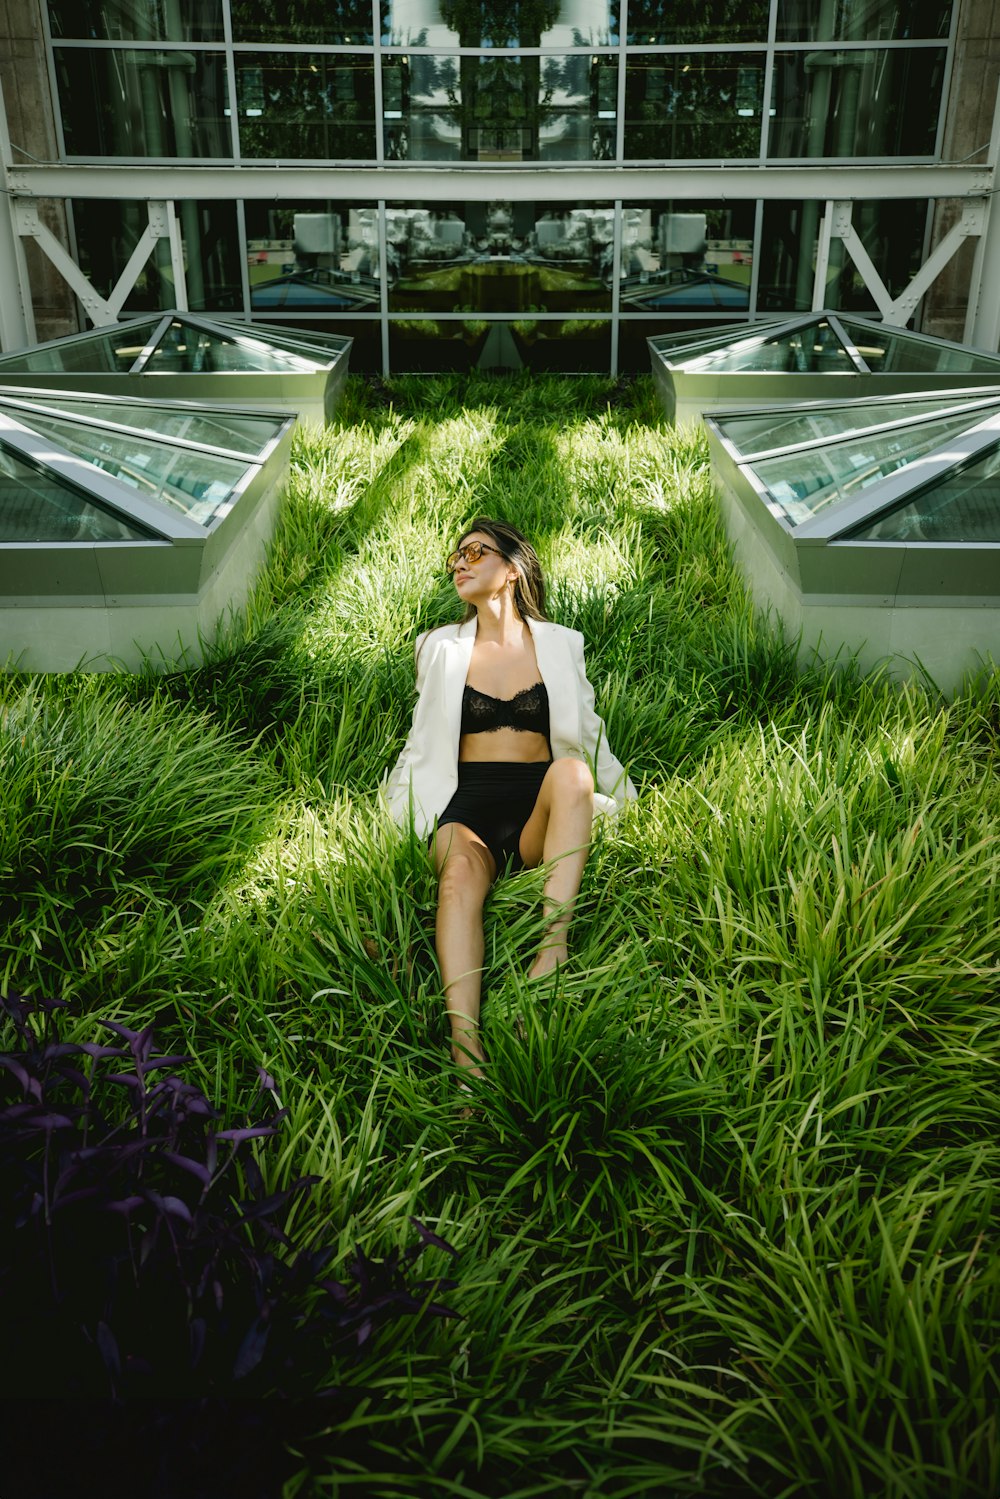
[
  {"xmin": 624, "ymin": 55, "xmax": 765, "ymax": 160},
  {"xmin": 627, "ymin": 0, "xmax": 768, "ymax": 45},
  {"xmin": 230, "ymin": 0, "xmax": 373, "ymax": 45},
  {"xmin": 380, "ymin": 0, "xmax": 618, "ymax": 48},
  {"xmin": 383, "ymin": 54, "xmax": 615, "ymax": 161}
]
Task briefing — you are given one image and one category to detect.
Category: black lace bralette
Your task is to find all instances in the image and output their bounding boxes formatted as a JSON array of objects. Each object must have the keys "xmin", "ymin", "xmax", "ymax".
[{"xmin": 461, "ymin": 681, "xmax": 550, "ymax": 737}]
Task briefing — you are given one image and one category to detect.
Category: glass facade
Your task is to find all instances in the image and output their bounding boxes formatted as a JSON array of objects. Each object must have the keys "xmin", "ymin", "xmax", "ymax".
[{"xmin": 39, "ymin": 0, "xmax": 959, "ymax": 372}]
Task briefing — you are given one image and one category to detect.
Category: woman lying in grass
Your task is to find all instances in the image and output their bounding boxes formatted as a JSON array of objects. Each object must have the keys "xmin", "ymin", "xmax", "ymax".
[{"xmin": 385, "ymin": 518, "xmax": 636, "ymax": 1088}]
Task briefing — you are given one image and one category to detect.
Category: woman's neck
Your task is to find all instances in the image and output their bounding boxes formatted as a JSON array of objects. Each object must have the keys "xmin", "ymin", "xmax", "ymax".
[{"xmin": 473, "ymin": 595, "xmax": 525, "ymax": 645}]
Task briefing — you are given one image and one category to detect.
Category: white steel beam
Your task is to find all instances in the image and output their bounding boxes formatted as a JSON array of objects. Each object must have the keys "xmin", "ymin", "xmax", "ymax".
[
  {"xmin": 105, "ymin": 201, "xmax": 171, "ymax": 318},
  {"xmin": 165, "ymin": 201, "xmax": 188, "ymax": 311},
  {"xmin": 13, "ymin": 200, "xmax": 116, "ymax": 325},
  {"xmin": 811, "ymin": 203, "xmax": 834, "ymax": 312},
  {"xmin": 0, "ymin": 76, "xmax": 33, "ymax": 349},
  {"xmin": 5, "ymin": 162, "xmax": 994, "ymax": 203},
  {"xmin": 882, "ymin": 201, "xmax": 985, "ymax": 325},
  {"xmin": 829, "ymin": 201, "xmax": 896, "ymax": 321},
  {"xmin": 965, "ymin": 82, "xmax": 1000, "ymax": 350}
]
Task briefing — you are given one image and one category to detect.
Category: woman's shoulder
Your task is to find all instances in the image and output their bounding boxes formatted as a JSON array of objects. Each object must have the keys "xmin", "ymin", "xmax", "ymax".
[
  {"xmin": 416, "ymin": 620, "xmax": 463, "ymax": 650},
  {"xmin": 532, "ymin": 619, "xmax": 584, "ymax": 647}
]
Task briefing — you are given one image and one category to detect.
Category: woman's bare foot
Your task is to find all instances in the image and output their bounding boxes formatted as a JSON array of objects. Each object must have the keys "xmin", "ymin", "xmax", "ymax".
[{"xmin": 527, "ymin": 943, "xmax": 567, "ymax": 981}]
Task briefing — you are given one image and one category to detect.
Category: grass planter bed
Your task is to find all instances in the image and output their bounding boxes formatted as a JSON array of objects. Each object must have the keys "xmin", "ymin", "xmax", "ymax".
[{"xmin": 1, "ymin": 373, "xmax": 998, "ymax": 1498}]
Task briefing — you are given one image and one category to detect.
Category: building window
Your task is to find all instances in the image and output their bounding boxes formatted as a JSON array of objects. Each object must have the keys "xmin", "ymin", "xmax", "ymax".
[
  {"xmin": 235, "ymin": 55, "xmax": 377, "ymax": 160},
  {"xmin": 382, "ymin": 54, "xmax": 617, "ymax": 162},
  {"xmin": 55, "ymin": 49, "xmax": 231, "ymax": 159},
  {"xmin": 623, "ymin": 55, "xmax": 766, "ymax": 160},
  {"xmin": 244, "ymin": 202, "xmax": 380, "ymax": 312},
  {"xmin": 768, "ymin": 48, "xmax": 947, "ymax": 158},
  {"xmin": 380, "ymin": 0, "xmax": 619, "ymax": 49}
]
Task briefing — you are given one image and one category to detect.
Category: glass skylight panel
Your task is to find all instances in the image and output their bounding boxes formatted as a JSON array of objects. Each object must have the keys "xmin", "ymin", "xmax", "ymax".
[
  {"xmin": 142, "ymin": 321, "xmax": 317, "ymax": 374},
  {"xmin": 687, "ymin": 321, "xmax": 857, "ymax": 374},
  {"xmin": 0, "ymin": 319, "xmax": 163, "ymax": 375},
  {"xmin": 851, "ymin": 443, "xmax": 1000, "ymax": 543},
  {"xmin": 226, "ymin": 328, "xmax": 341, "ymax": 363},
  {"xmin": 716, "ymin": 394, "xmax": 1000, "ymax": 457},
  {"xmin": 237, "ymin": 323, "xmax": 351, "ymax": 358},
  {"xmin": 752, "ymin": 408, "xmax": 984, "ymax": 526},
  {"xmin": 838, "ymin": 318, "xmax": 1000, "ymax": 375},
  {"xmin": 0, "ymin": 395, "xmax": 283, "ymax": 459},
  {"xmin": 0, "ymin": 442, "xmax": 150, "ymax": 542},
  {"xmin": 18, "ymin": 411, "xmax": 250, "ymax": 526},
  {"xmin": 650, "ymin": 322, "xmax": 784, "ymax": 362}
]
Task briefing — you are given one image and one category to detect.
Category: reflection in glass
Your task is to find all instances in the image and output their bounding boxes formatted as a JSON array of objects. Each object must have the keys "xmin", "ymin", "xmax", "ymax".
[
  {"xmin": 230, "ymin": 0, "xmax": 373, "ymax": 44},
  {"xmin": 382, "ymin": 55, "xmax": 617, "ymax": 162},
  {"xmin": 776, "ymin": 0, "xmax": 953, "ymax": 41},
  {"xmin": 236, "ymin": 55, "xmax": 376, "ymax": 159},
  {"xmin": 245, "ymin": 203, "xmax": 380, "ymax": 312},
  {"xmin": 768, "ymin": 49, "xmax": 945, "ymax": 157},
  {"xmin": 627, "ymin": 0, "xmax": 768, "ymax": 45},
  {"xmin": 389, "ymin": 317, "xmax": 609, "ymax": 371},
  {"xmin": 48, "ymin": 0, "xmax": 223, "ymax": 39},
  {"xmin": 624, "ymin": 55, "xmax": 765, "ymax": 160},
  {"xmin": 180, "ymin": 202, "xmax": 242, "ymax": 311},
  {"xmin": 0, "ymin": 443, "xmax": 149, "ymax": 541},
  {"xmin": 753, "ymin": 409, "xmax": 984, "ymax": 525},
  {"xmin": 619, "ymin": 202, "xmax": 755, "ymax": 311},
  {"xmin": 757, "ymin": 201, "xmax": 821, "ymax": 310},
  {"xmin": 0, "ymin": 320, "xmax": 165, "ymax": 375},
  {"xmin": 56, "ymin": 50, "xmax": 231, "ymax": 158},
  {"xmin": 853, "ymin": 445, "xmax": 1000, "ymax": 541},
  {"xmin": 380, "ymin": 0, "xmax": 618, "ymax": 48},
  {"xmin": 20, "ymin": 412, "xmax": 249, "ymax": 525},
  {"xmin": 386, "ymin": 202, "xmax": 613, "ymax": 314}
]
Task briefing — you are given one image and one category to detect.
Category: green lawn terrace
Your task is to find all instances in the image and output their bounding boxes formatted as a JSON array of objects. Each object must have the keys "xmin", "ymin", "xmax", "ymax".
[
  {"xmin": 0, "ymin": 386, "xmax": 294, "ymax": 671},
  {"xmin": 0, "ymin": 312, "xmax": 353, "ymax": 423},
  {"xmin": 706, "ymin": 387, "xmax": 1000, "ymax": 692},
  {"xmin": 648, "ymin": 311, "xmax": 1000, "ymax": 424},
  {"xmin": 2, "ymin": 374, "xmax": 997, "ymax": 1495}
]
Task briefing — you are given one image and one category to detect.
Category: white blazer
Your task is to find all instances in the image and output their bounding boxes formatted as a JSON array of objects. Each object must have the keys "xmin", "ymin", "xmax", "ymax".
[{"xmin": 383, "ymin": 616, "xmax": 638, "ymax": 838}]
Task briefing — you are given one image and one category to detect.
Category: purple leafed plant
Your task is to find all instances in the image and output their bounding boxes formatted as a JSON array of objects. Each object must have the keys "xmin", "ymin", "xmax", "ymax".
[{"xmin": 0, "ymin": 988, "xmax": 459, "ymax": 1405}]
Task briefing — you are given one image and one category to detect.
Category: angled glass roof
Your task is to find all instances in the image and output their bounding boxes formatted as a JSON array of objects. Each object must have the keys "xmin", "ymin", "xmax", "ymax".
[
  {"xmin": 649, "ymin": 312, "xmax": 1000, "ymax": 377},
  {"xmin": 0, "ymin": 387, "xmax": 291, "ymax": 540},
  {"xmin": 0, "ymin": 312, "xmax": 351, "ymax": 378},
  {"xmin": 0, "ymin": 443, "xmax": 152, "ymax": 543},
  {"xmin": 709, "ymin": 389, "xmax": 1000, "ymax": 540}
]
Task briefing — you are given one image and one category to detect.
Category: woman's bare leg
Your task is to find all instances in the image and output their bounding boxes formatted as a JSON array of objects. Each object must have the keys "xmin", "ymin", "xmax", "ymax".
[
  {"xmin": 518, "ymin": 758, "xmax": 595, "ymax": 979},
  {"xmin": 433, "ymin": 823, "xmax": 496, "ymax": 1076}
]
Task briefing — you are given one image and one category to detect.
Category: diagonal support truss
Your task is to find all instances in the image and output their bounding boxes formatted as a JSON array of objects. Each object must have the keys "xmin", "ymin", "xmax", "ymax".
[
  {"xmin": 12, "ymin": 200, "xmax": 174, "ymax": 327},
  {"xmin": 822, "ymin": 199, "xmax": 987, "ymax": 328}
]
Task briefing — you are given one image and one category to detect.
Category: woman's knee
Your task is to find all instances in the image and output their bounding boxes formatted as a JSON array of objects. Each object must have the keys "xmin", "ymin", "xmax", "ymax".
[
  {"xmin": 548, "ymin": 756, "xmax": 595, "ymax": 803},
  {"xmin": 437, "ymin": 844, "xmax": 491, "ymax": 902}
]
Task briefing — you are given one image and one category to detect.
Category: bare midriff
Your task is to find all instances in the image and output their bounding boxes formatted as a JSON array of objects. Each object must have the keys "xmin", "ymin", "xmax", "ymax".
[{"xmin": 458, "ymin": 729, "xmax": 551, "ymax": 764}]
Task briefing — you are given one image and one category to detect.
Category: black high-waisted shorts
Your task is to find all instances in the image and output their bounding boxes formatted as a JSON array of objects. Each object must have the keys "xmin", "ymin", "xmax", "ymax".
[{"xmin": 436, "ymin": 760, "xmax": 552, "ymax": 874}]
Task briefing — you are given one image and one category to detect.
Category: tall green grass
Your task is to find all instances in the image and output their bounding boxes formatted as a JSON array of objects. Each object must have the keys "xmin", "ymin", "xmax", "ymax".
[{"xmin": 2, "ymin": 374, "xmax": 997, "ymax": 1496}]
